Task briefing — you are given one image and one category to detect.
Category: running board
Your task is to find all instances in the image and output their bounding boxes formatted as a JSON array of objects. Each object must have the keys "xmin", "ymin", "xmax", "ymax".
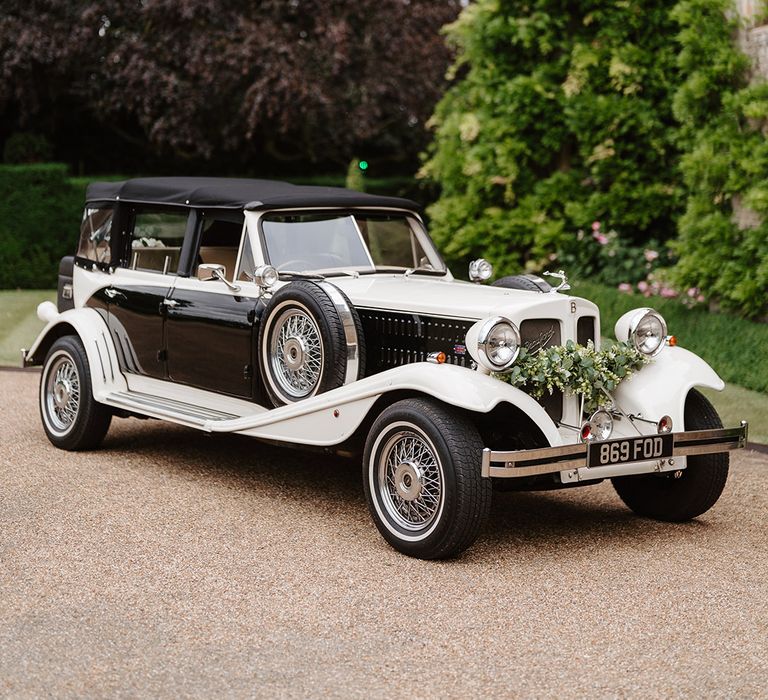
[{"xmin": 103, "ymin": 391, "xmax": 241, "ymax": 428}]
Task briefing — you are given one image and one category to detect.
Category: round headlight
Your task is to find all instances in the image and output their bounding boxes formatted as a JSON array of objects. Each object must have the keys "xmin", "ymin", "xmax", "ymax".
[
  {"xmin": 477, "ymin": 316, "xmax": 520, "ymax": 370},
  {"xmin": 630, "ymin": 309, "xmax": 667, "ymax": 356},
  {"xmin": 589, "ymin": 409, "xmax": 613, "ymax": 441}
]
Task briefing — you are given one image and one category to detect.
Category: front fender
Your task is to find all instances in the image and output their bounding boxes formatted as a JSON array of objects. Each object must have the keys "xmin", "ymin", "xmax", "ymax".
[
  {"xmin": 613, "ymin": 345, "xmax": 723, "ymax": 431},
  {"xmin": 24, "ymin": 305, "xmax": 127, "ymax": 399},
  {"xmin": 208, "ymin": 363, "xmax": 562, "ymax": 448}
]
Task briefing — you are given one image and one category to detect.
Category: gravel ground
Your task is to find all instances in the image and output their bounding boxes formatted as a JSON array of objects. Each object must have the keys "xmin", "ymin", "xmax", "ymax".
[{"xmin": 1, "ymin": 369, "xmax": 767, "ymax": 699}]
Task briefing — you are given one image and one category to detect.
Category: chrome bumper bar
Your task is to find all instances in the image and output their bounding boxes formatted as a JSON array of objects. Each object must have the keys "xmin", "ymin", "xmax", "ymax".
[{"xmin": 481, "ymin": 422, "xmax": 748, "ymax": 478}]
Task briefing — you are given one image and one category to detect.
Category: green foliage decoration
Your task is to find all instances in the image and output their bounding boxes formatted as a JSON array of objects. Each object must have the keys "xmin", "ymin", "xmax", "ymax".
[
  {"xmin": 671, "ymin": 0, "xmax": 768, "ymax": 319},
  {"xmin": 420, "ymin": 0, "xmax": 683, "ymax": 277},
  {"xmin": 493, "ymin": 339, "xmax": 649, "ymax": 413}
]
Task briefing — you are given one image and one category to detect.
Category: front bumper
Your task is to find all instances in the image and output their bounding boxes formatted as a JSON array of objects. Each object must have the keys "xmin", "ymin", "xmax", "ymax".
[{"xmin": 481, "ymin": 422, "xmax": 748, "ymax": 479}]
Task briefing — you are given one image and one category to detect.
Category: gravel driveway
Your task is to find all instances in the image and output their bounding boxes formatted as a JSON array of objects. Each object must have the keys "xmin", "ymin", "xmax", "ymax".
[{"xmin": 1, "ymin": 369, "xmax": 767, "ymax": 698}]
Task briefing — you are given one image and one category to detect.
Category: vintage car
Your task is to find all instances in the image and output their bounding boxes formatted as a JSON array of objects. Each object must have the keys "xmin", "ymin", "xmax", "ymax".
[{"xmin": 24, "ymin": 177, "xmax": 747, "ymax": 559}]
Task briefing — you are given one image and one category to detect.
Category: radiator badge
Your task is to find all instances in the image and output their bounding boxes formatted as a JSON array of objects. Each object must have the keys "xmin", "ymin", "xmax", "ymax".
[
  {"xmin": 453, "ymin": 344, "xmax": 467, "ymax": 356},
  {"xmin": 523, "ymin": 328, "xmax": 556, "ymax": 353}
]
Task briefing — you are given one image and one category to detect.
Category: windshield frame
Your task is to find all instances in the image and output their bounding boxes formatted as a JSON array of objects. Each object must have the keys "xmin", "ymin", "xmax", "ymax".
[{"xmin": 256, "ymin": 207, "xmax": 448, "ymax": 276}]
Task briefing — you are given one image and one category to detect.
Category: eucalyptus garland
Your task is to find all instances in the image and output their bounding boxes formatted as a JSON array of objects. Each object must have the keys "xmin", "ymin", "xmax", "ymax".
[{"xmin": 493, "ymin": 340, "xmax": 649, "ymax": 413}]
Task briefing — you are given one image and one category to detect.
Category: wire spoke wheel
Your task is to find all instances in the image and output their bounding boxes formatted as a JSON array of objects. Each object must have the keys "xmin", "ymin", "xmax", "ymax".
[
  {"xmin": 269, "ymin": 306, "xmax": 324, "ymax": 399},
  {"xmin": 38, "ymin": 336, "xmax": 111, "ymax": 451},
  {"xmin": 44, "ymin": 351, "xmax": 81, "ymax": 434},
  {"xmin": 363, "ymin": 399, "xmax": 492, "ymax": 559},
  {"xmin": 377, "ymin": 426, "xmax": 444, "ymax": 532}
]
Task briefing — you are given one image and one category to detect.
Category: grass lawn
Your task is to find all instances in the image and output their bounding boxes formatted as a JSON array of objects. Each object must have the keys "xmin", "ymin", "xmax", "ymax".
[
  {"xmin": 1, "ymin": 288, "xmax": 765, "ymax": 443},
  {"xmin": 0, "ymin": 289, "xmax": 55, "ymax": 366}
]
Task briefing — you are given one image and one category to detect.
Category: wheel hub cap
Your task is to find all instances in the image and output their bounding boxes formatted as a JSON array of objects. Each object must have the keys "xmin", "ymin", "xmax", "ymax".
[
  {"xmin": 394, "ymin": 461, "xmax": 423, "ymax": 501},
  {"xmin": 54, "ymin": 377, "xmax": 73, "ymax": 409},
  {"xmin": 282, "ymin": 336, "xmax": 307, "ymax": 371}
]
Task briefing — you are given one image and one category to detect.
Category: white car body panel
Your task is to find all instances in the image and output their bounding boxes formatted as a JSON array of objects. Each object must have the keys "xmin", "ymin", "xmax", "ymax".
[{"xmin": 26, "ymin": 305, "xmax": 128, "ymax": 398}]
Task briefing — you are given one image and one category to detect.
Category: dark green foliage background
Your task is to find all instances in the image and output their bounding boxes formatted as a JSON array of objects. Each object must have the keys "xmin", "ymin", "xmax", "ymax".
[
  {"xmin": 421, "ymin": 0, "xmax": 683, "ymax": 275},
  {"xmin": 0, "ymin": 165, "xmax": 83, "ymax": 289},
  {"xmin": 422, "ymin": 0, "xmax": 768, "ymax": 319},
  {"xmin": 672, "ymin": 0, "xmax": 768, "ymax": 319}
]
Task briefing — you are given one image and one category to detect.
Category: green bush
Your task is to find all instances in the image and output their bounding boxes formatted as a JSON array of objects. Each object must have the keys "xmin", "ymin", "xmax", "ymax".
[
  {"xmin": 3, "ymin": 132, "xmax": 53, "ymax": 164},
  {"xmin": 670, "ymin": 0, "xmax": 768, "ymax": 319},
  {"xmin": 570, "ymin": 280, "xmax": 768, "ymax": 393},
  {"xmin": 420, "ymin": 0, "xmax": 683, "ymax": 276},
  {"xmin": 0, "ymin": 164, "xmax": 84, "ymax": 289}
]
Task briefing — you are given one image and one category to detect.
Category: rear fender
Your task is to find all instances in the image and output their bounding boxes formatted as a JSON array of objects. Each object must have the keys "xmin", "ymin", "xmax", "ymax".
[{"xmin": 24, "ymin": 304, "xmax": 126, "ymax": 399}]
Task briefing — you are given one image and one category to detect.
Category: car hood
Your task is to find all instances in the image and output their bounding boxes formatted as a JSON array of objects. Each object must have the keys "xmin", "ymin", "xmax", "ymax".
[{"xmin": 329, "ymin": 274, "xmax": 598, "ymax": 324}]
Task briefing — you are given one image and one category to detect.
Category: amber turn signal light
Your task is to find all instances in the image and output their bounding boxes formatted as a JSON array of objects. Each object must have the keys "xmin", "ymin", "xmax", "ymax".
[{"xmin": 427, "ymin": 351, "xmax": 447, "ymax": 364}]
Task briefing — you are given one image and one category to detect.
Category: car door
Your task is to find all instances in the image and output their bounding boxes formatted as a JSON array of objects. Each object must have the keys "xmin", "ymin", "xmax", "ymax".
[
  {"xmin": 164, "ymin": 211, "xmax": 263, "ymax": 399},
  {"xmin": 106, "ymin": 206, "xmax": 190, "ymax": 379}
]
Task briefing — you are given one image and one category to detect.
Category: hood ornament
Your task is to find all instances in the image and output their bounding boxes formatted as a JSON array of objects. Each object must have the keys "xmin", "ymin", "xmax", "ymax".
[{"xmin": 543, "ymin": 269, "xmax": 570, "ymax": 293}]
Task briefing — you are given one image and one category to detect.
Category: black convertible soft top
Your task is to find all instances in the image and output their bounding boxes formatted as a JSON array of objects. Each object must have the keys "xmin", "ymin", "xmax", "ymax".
[{"xmin": 85, "ymin": 177, "xmax": 420, "ymax": 213}]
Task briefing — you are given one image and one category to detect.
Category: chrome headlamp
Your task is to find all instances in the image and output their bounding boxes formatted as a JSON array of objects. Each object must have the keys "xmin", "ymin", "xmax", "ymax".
[
  {"xmin": 615, "ymin": 308, "xmax": 667, "ymax": 357},
  {"xmin": 476, "ymin": 316, "xmax": 521, "ymax": 371}
]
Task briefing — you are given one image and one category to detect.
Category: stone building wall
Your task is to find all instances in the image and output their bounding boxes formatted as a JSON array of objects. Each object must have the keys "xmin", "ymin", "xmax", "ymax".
[{"xmin": 736, "ymin": 0, "xmax": 768, "ymax": 78}]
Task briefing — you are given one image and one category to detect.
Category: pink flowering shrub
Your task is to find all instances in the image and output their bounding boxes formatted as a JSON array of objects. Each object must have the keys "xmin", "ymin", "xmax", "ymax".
[{"xmin": 554, "ymin": 221, "xmax": 674, "ymax": 288}]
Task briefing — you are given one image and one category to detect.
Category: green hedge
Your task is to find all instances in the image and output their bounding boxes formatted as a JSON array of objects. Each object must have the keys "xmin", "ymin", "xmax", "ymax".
[
  {"xmin": 569, "ymin": 280, "xmax": 768, "ymax": 394},
  {"xmin": 0, "ymin": 164, "xmax": 85, "ymax": 288}
]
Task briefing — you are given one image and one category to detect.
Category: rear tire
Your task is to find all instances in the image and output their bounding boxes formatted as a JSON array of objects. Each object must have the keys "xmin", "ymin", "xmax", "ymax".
[
  {"xmin": 39, "ymin": 335, "xmax": 111, "ymax": 450},
  {"xmin": 363, "ymin": 398, "xmax": 492, "ymax": 559},
  {"xmin": 611, "ymin": 389, "xmax": 729, "ymax": 521}
]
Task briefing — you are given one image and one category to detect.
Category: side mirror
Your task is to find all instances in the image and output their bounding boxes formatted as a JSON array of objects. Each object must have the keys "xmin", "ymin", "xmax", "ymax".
[
  {"xmin": 197, "ymin": 263, "xmax": 240, "ymax": 293},
  {"xmin": 198, "ymin": 263, "xmax": 226, "ymax": 281}
]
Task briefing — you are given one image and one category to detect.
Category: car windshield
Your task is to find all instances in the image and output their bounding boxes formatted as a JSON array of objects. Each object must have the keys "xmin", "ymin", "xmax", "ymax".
[{"xmin": 261, "ymin": 212, "xmax": 445, "ymax": 274}]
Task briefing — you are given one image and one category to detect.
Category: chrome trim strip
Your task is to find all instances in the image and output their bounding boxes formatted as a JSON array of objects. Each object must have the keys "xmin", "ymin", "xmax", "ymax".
[
  {"xmin": 319, "ymin": 282, "xmax": 359, "ymax": 386},
  {"xmin": 481, "ymin": 422, "xmax": 748, "ymax": 478}
]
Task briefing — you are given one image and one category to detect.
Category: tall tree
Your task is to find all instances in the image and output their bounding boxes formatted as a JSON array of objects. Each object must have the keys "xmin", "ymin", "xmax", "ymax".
[{"xmin": 0, "ymin": 0, "xmax": 460, "ymax": 171}]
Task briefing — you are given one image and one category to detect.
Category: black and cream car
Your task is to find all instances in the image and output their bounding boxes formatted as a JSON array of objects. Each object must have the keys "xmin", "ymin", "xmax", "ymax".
[{"xmin": 25, "ymin": 177, "xmax": 747, "ymax": 559}]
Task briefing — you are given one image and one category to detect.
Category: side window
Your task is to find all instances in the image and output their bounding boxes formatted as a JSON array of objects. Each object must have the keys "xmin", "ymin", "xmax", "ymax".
[
  {"xmin": 193, "ymin": 213, "xmax": 245, "ymax": 281},
  {"xmin": 129, "ymin": 209, "xmax": 188, "ymax": 275},
  {"xmin": 77, "ymin": 207, "xmax": 113, "ymax": 265}
]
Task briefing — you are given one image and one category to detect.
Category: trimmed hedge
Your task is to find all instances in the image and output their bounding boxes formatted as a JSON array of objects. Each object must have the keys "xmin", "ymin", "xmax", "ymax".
[
  {"xmin": 569, "ymin": 280, "xmax": 768, "ymax": 394},
  {"xmin": 0, "ymin": 164, "xmax": 84, "ymax": 289}
]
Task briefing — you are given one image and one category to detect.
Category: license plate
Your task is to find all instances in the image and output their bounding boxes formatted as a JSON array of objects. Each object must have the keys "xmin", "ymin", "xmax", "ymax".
[{"xmin": 587, "ymin": 433, "xmax": 673, "ymax": 468}]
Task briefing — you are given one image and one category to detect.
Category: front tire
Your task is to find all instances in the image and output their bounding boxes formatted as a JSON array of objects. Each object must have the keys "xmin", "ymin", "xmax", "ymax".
[
  {"xmin": 39, "ymin": 335, "xmax": 111, "ymax": 450},
  {"xmin": 363, "ymin": 398, "xmax": 492, "ymax": 559},
  {"xmin": 611, "ymin": 389, "xmax": 729, "ymax": 521}
]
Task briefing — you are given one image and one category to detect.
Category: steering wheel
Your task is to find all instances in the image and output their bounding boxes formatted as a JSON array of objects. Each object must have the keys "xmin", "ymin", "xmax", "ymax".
[{"xmin": 278, "ymin": 254, "xmax": 346, "ymax": 271}]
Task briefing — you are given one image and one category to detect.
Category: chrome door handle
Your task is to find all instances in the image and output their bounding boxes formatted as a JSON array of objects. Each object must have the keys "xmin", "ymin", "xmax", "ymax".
[
  {"xmin": 163, "ymin": 299, "xmax": 179, "ymax": 308},
  {"xmin": 104, "ymin": 288, "xmax": 119, "ymax": 298}
]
